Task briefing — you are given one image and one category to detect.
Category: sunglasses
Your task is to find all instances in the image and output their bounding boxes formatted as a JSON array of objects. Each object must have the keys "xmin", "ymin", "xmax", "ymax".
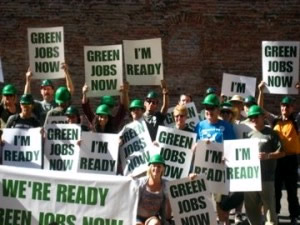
[
  {"xmin": 146, "ymin": 99, "xmax": 158, "ymax": 105},
  {"xmin": 249, "ymin": 115, "xmax": 259, "ymax": 119}
]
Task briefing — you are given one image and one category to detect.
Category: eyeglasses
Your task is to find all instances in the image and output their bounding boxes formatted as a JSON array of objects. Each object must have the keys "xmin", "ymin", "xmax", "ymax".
[
  {"xmin": 146, "ymin": 99, "xmax": 158, "ymax": 105},
  {"xmin": 205, "ymin": 106, "xmax": 216, "ymax": 111},
  {"xmin": 249, "ymin": 115, "xmax": 259, "ymax": 119},
  {"xmin": 175, "ymin": 114, "xmax": 185, "ymax": 118}
]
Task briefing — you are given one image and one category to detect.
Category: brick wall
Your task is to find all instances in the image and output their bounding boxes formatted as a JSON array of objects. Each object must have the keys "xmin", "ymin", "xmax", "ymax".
[{"xmin": 0, "ymin": 0, "xmax": 299, "ymax": 115}]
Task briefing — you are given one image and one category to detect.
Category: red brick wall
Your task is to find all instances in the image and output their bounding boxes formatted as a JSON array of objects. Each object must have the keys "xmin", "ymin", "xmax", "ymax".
[{"xmin": 0, "ymin": 0, "xmax": 299, "ymax": 115}]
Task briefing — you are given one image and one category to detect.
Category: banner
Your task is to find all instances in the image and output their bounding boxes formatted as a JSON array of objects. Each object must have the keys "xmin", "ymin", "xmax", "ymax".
[
  {"xmin": 84, "ymin": 45, "xmax": 123, "ymax": 97},
  {"xmin": 45, "ymin": 116, "xmax": 68, "ymax": 125},
  {"xmin": 119, "ymin": 120, "xmax": 158, "ymax": 176},
  {"xmin": 44, "ymin": 124, "xmax": 81, "ymax": 172},
  {"xmin": 164, "ymin": 102, "xmax": 199, "ymax": 131},
  {"xmin": 221, "ymin": 73, "xmax": 256, "ymax": 101},
  {"xmin": 0, "ymin": 166, "xmax": 138, "ymax": 225},
  {"xmin": 0, "ymin": 57, "xmax": 4, "ymax": 83},
  {"xmin": 193, "ymin": 141, "xmax": 229, "ymax": 195},
  {"xmin": 223, "ymin": 139, "xmax": 261, "ymax": 192},
  {"xmin": 2, "ymin": 128, "xmax": 42, "ymax": 169},
  {"xmin": 123, "ymin": 38, "xmax": 163, "ymax": 85},
  {"xmin": 168, "ymin": 177, "xmax": 217, "ymax": 225},
  {"xmin": 28, "ymin": 26, "xmax": 65, "ymax": 79},
  {"xmin": 156, "ymin": 126, "xmax": 196, "ymax": 180},
  {"xmin": 262, "ymin": 41, "xmax": 299, "ymax": 94},
  {"xmin": 79, "ymin": 132, "xmax": 119, "ymax": 175}
]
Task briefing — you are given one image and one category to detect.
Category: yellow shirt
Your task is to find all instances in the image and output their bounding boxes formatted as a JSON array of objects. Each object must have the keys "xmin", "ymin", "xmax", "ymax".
[{"xmin": 273, "ymin": 120, "xmax": 300, "ymax": 155}]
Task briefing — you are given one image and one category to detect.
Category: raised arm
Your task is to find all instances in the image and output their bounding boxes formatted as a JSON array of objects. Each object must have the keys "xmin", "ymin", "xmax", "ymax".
[
  {"xmin": 119, "ymin": 81, "xmax": 129, "ymax": 111},
  {"xmin": 24, "ymin": 67, "xmax": 32, "ymax": 94},
  {"xmin": 160, "ymin": 80, "xmax": 169, "ymax": 114},
  {"xmin": 61, "ymin": 63, "xmax": 74, "ymax": 96}
]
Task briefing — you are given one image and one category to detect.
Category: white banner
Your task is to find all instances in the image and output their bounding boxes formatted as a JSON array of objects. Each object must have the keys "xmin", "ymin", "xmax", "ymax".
[
  {"xmin": 44, "ymin": 124, "xmax": 81, "ymax": 172},
  {"xmin": 224, "ymin": 139, "xmax": 261, "ymax": 192},
  {"xmin": 156, "ymin": 126, "xmax": 196, "ymax": 180},
  {"xmin": 2, "ymin": 128, "xmax": 42, "ymax": 169},
  {"xmin": 168, "ymin": 177, "xmax": 217, "ymax": 225},
  {"xmin": 45, "ymin": 116, "xmax": 68, "ymax": 125},
  {"xmin": 262, "ymin": 41, "xmax": 299, "ymax": 94},
  {"xmin": 28, "ymin": 27, "xmax": 65, "ymax": 79},
  {"xmin": 119, "ymin": 120, "xmax": 159, "ymax": 176},
  {"xmin": 0, "ymin": 57, "xmax": 4, "ymax": 83},
  {"xmin": 164, "ymin": 102, "xmax": 199, "ymax": 131},
  {"xmin": 221, "ymin": 73, "xmax": 256, "ymax": 101},
  {"xmin": 193, "ymin": 141, "xmax": 229, "ymax": 195},
  {"xmin": 0, "ymin": 166, "xmax": 138, "ymax": 225},
  {"xmin": 79, "ymin": 132, "xmax": 119, "ymax": 175},
  {"xmin": 84, "ymin": 45, "xmax": 123, "ymax": 97},
  {"xmin": 123, "ymin": 38, "xmax": 163, "ymax": 85}
]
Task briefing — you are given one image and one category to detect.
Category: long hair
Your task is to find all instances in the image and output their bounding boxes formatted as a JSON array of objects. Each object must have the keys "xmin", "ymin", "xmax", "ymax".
[{"xmin": 147, "ymin": 164, "xmax": 165, "ymax": 179}]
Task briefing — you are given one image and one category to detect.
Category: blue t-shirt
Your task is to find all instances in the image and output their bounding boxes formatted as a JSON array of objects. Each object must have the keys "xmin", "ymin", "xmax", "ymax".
[{"xmin": 195, "ymin": 119, "xmax": 236, "ymax": 143}]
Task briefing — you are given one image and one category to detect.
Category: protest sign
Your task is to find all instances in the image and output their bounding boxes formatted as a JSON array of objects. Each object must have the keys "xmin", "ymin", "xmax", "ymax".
[
  {"xmin": 234, "ymin": 122, "xmax": 254, "ymax": 139},
  {"xmin": 2, "ymin": 128, "xmax": 42, "ymax": 169},
  {"xmin": 224, "ymin": 139, "xmax": 261, "ymax": 192},
  {"xmin": 164, "ymin": 102, "xmax": 199, "ymax": 131},
  {"xmin": 123, "ymin": 38, "xmax": 163, "ymax": 85},
  {"xmin": 168, "ymin": 177, "xmax": 217, "ymax": 225},
  {"xmin": 262, "ymin": 41, "xmax": 299, "ymax": 94},
  {"xmin": 193, "ymin": 141, "xmax": 229, "ymax": 195},
  {"xmin": 119, "ymin": 119, "xmax": 158, "ymax": 176},
  {"xmin": 156, "ymin": 126, "xmax": 196, "ymax": 180},
  {"xmin": 79, "ymin": 132, "xmax": 119, "ymax": 175},
  {"xmin": 0, "ymin": 57, "xmax": 4, "ymax": 83},
  {"xmin": 84, "ymin": 45, "xmax": 123, "ymax": 97},
  {"xmin": 45, "ymin": 116, "xmax": 68, "ymax": 125},
  {"xmin": 28, "ymin": 27, "xmax": 65, "ymax": 79},
  {"xmin": 221, "ymin": 73, "xmax": 256, "ymax": 101},
  {"xmin": 0, "ymin": 165, "xmax": 138, "ymax": 225},
  {"xmin": 44, "ymin": 124, "xmax": 81, "ymax": 172}
]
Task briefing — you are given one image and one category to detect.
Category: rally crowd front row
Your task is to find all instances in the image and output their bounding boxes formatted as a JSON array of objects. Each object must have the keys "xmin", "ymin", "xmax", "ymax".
[{"xmin": 0, "ymin": 67, "xmax": 299, "ymax": 225}]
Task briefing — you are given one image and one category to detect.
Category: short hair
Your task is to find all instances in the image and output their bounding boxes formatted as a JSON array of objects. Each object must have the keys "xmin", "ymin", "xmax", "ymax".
[{"xmin": 173, "ymin": 104, "xmax": 188, "ymax": 116}]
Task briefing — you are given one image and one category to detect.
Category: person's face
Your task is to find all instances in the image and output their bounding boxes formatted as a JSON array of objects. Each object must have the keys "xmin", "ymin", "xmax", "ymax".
[
  {"xmin": 179, "ymin": 95, "xmax": 191, "ymax": 105},
  {"xmin": 281, "ymin": 104, "xmax": 294, "ymax": 119},
  {"xmin": 205, "ymin": 106, "xmax": 219, "ymax": 123},
  {"xmin": 3, "ymin": 94, "xmax": 16, "ymax": 106},
  {"xmin": 144, "ymin": 98, "xmax": 158, "ymax": 113},
  {"xmin": 40, "ymin": 86, "xmax": 54, "ymax": 101},
  {"xmin": 220, "ymin": 110, "xmax": 233, "ymax": 122},
  {"xmin": 98, "ymin": 115, "xmax": 109, "ymax": 127},
  {"xmin": 150, "ymin": 163, "xmax": 164, "ymax": 179},
  {"xmin": 130, "ymin": 108, "xmax": 144, "ymax": 120},
  {"xmin": 249, "ymin": 114, "xmax": 264, "ymax": 130},
  {"xmin": 20, "ymin": 104, "xmax": 32, "ymax": 116},
  {"xmin": 231, "ymin": 101, "xmax": 244, "ymax": 111},
  {"xmin": 67, "ymin": 115, "xmax": 78, "ymax": 124},
  {"xmin": 174, "ymin": 113, "xmax": 187, "ymax": 128}
]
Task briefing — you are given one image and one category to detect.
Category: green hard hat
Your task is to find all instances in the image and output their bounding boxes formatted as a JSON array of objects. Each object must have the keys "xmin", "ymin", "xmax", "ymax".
[
  {"xmin": 244, "ymin": 96, "xmax": 256, "ymax": 105},
  {"xmin": 55, "ymin": 86, "xmax": 71, "ymax": 104},
  {"xmin": 247, "ymin": 105, "xmax": 264, "ymax": 118},
  {"xmin": 220, "ymin": 101, "xmax": 233, "ymax": 111},
  {"xmin": 2, "ymin": 84, "xmax": 17, "ymax": 95},
  {"xmin": 148, "ymin": 154, "xmax": 165, "ymax": 166},
  {"xmin": 65, "ymin": 106, "xmax": 79, "ymax": 116},
  {"xmin": 20, "ymin": 94, "xmax": 34, "ymax": 105},
  {"xmin": 40, "ymin": 79, "xmax": 54, "ymax": 88},
  {"xmin": 281, "ymin": 96, "xmax": 294, "ymax": 105},
  {"xmin": 146, "ymin": 91, "xmax": 158, "ymax": 99},
  {"xmin": 206, "ymin": 87, "xmax": 216, "ymax": 95},
  {"xmin": 96, "ymin": 104, "xmax": 111, "ymax": 116},
  {"xmin": 202, "ymin": 94, "xmax": 220, "ymax": 107},
  {"xmin": 100, "ymin": 96, "xmax": 116, "ymax": 108},
  {"xmin": 129, "ymin": 99, "xmax": 144, "ymax": 110}
]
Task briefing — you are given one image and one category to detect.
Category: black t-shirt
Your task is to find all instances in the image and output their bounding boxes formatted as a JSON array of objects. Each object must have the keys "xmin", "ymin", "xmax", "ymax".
[{"xmin": 6, "ymin": 114, "xmax": 41, "ymax": 129}]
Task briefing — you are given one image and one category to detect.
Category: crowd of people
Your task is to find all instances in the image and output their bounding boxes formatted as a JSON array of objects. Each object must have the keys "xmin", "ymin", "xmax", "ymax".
[{"xmin": 0, "ymin": 64, "xmax": 299, "ymax": 225}]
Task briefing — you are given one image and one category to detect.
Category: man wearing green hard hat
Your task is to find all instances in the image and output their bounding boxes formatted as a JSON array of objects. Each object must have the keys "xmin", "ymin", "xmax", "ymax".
[{"xmin": 129, "ymin": 99, "xmax": 144, "ymax": 121}]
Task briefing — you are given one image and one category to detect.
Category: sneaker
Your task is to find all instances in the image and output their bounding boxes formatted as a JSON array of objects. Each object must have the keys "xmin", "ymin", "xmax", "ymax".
[
  {"xmin": 291, "ymin": 217, "xmax": 298, "ymax": 225},
  {"xmin": 235, "ymin": 213, "xmax": 243, "ymax": 224}
]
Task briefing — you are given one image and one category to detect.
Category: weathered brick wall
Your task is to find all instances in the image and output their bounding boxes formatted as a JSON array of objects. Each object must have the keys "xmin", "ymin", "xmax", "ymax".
[{"xmin": 0, "ymin": 0, "xmax": 299, "ymax": 115}]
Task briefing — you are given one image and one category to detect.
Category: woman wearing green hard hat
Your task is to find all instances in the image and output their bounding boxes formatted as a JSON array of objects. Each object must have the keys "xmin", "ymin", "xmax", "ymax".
[
  {"xmin": 136, "ymin": 154, "xmax": 172, "ymax": 225},
  {"xmin": 92, "ymin": 104, "xmax": 114, "ymax": 133},
  {"xmin": 129, "ymin": 99, "xmax": 145, "ymax": 121}
]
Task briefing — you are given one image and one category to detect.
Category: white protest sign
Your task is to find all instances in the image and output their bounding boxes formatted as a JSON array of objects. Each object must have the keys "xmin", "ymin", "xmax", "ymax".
[
  {"xmin": 44, "ymin": 124, "xmax": 81, "ymax": 172},
  {"xmin": 79, "ymin": 132, "xmax": 119, "ymax": 175},
  {"xmin": 168, "ymin": 177, "xmax": 217, "ymax": 225},
  {"xmin": 84, "ymin": 45, "xmax": 123, "ymax": 97},
  {"xmin": 2, "ymin": 128, "xmax": 42, "ymax": 169},
  {"xmin": 262, "ymin": 41, "xmax": 299, "ymax": 94},
  {"xmin": 0, "ymin": 166, "xmax": 138, "ymax": 225},
  {"xmin": 221, "ymin": 73, "xmax": 257, "ymax": 101},
  {"xmin": 224, "ymin": 139, "xmax": 261, "ymax": 192},
  {"xmin": 45, "ymin": 116, "xmax": 68, "ymax": 125},
  {"xmin": 0, "ymin": 57, "xmax": 4, "ymax": 83},
  {"xmin": 28, "ymin": 26, "xmax": 65, "ymax": 79},
  {"xmin": 193, "ymin": 141, "xmax": 229, "ymax": 195},
  {"xmin": 164, "ymin": 102, "xmax": 199, "ymax": 131},
  {"xmin": 234, "ymin": 121, "xmax": 254, "ymax": 139},
  {"xmin": 123, "ymin": 38, "xmax": 163, "ymax": 85},
  {"xmin": 119, "ymin": 119, "xmax": 159, "ymax": 176},
  {"xmin": 156, "ymin": 126, "xmax": 196, "ymax": 180}
]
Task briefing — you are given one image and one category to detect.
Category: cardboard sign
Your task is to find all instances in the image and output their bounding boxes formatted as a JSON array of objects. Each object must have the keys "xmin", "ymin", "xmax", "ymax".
[
  {"xmin": 221, "ymin": 73, "xmax": 257, "ymax": 101},
  {"xmin": 0, "ymin": 166, "xmax": 138, "ymax": 225},
  {"xmin": 123, "ymin": 38, "xmax": 163, "ymax": 85},
  {"xmin": 45, "ymin": 116, "xmax": 68, "ymax": 125},
  {"xmin": 262, "ymin": 41, "xmax": 299, "ymax": 94},
  {"xmin": 79, "ymin": 132, "xmax": 119, "ymax": 175},
  {"xmin": 0, "ymin": 57, "xmax": 4, "ymax": 83},
  {"xmin": 234, "ymin": 122, "xmax": 254, "ymax": 139},
  {"xmin": 84, "ymin": 45, "xmax": 123, "ymax": 97},
  {"xmin": 168, "ymin": 177, "xmax": 217, "ymax": 225},
  {"xmin": 44, "ymin": 124, "xmax": 81, "ymax": 172},
  {"xmin": 28, "ymin": 27, "xmax": 65, "ymax": 79},
  {"xmin": 2, "ymin": 128, "xmax": 42, "ymax": 169},
  {"xmin": 193, "ymin": 141, "xmax": 229, "ymax": 195},
  {"xmin": 224, "ymin": 139, "xmax": 261, "ymax": 192},
  {"xmin": 156, "ymin": 126, "xmax": 196, "ymax": 180}
]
